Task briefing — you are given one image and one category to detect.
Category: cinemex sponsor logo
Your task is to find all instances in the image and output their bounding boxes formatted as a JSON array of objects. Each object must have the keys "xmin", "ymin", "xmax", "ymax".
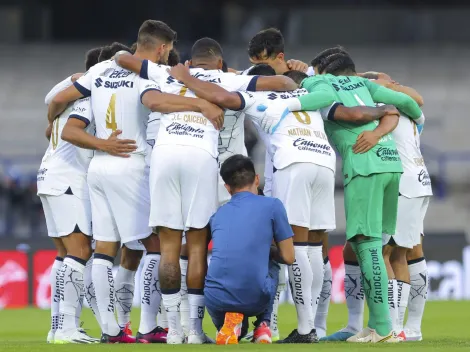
[
  {"xmin": 418, "ymin": 169, "xmax": 432, "ymax": 186},
  {"xmin": 376, "ymin": 147, "xmax": 400, "ymax": 161},
  {"xmin": 293, "ymin": 138, "xmax": 332, "ymax": 155}
]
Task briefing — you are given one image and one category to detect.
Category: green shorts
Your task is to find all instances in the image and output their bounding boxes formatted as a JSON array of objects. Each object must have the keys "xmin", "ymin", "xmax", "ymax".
[{"xmin": 344, "ymin": 172, "xmax": 401, "ymax": 241}]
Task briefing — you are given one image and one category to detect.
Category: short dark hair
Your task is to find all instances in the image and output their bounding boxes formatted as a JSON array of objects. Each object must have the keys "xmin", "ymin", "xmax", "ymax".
[
  {"xmin": 311, "ymin": 46, "xmax": 349, "ymax": 74},
  {"xmin": 322, "ymin": 53, "xmax": 356, "ymax": 76},
  {"xmin": 85, "ymin": 47, "xmax": 101, "ymax": 70},
  {"xmin": 248, "ymin": 28, "xmax": 284, "ymax": 59},
  {"xmin": 248, "ymin": 63, "xmax": 276, "ymax": 76},
  {"xmin": 130, "ymin": 42, "xmax": 137, "ymax": 54},
  {"xmin": 220, "ymin": 155, "xmax": 256, "ymax": 190},
  {"xmin": 222, "ymin": 60, "xmax": 228, "ymax": 72},
  {"xmin": 283, "ymin": 70, "xmax": 307, "ymax": 85},
  {"xmin": 137, "ymin": 20, "xmax": 176, "ymax": 49},
  {"xmin": 167, "ymin": 49, "xmax": 180, "ymax": 66},
  {"xmin": 191, "ymin": 37, "xmax": 223, "ymax": 60},
  {"xmin": 98, "ymin": 42, "xmax": 131, "ymax": 62}
]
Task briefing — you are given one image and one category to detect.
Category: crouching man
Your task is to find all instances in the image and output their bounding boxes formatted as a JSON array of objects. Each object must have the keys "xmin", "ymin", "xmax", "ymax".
[{"xmin": 205, "ymin": 155, "xmax": 294, "ymax": 345}]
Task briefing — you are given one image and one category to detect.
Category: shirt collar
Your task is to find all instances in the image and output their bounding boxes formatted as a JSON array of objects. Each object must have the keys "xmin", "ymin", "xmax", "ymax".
[{"xmin": 231, "ymin": 191, "xmax": 255, "ymax": 199}]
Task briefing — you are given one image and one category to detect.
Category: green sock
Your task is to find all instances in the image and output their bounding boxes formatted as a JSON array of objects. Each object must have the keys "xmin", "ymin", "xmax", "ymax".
[{"xmin": 350, "ymin": 237, "xmax": 392, "ymax": 336}]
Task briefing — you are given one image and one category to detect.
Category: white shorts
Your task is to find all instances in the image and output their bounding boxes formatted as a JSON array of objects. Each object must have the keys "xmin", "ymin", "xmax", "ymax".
[
  {"xmin": 273, "ymin": 162, "xmax": 335, "ymax": 231},
  {"xmin": 87, "ymin": 154, "xmax": 151, "ymax": 245},
  {"xmin": 39, "ymin": 193, "xmax": 91, "ymax": 238},
  {"xmin": 383, "ymin": 196, "xmax": 430, "ymax": 248},
  {"xmin": 149, "ymin": 145, "xmax": 218, "ymax": 230},
  {"xmin": 218, "ymin": 174, "xmax": 231, "ymax": 207}
]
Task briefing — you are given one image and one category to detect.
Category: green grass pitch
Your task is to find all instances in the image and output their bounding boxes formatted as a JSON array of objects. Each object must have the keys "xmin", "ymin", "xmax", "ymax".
[{"xmin": 1, "ymin": 301, "xmax": 469, "ymax": 351}]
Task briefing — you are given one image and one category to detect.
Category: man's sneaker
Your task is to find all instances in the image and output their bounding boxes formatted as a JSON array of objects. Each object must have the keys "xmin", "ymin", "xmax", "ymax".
[
  {"xmin": 47, "ymin": 330, "xmax": 55, "ymax": 344},
  {"xmin": 166, "ymin": 329, "xmax": 185, "ymax": 344},
  {"xmin": 253, "ymin": 322, "xmax": 271, "ymax": 344},
  {"xmin": 242, "ymin": 330, "xmax": 254, "ymax": 342},
  {"xmin": 122, "ymin": 322, "xmax": 133, "ymax": 336},
  {"xmin": 397, "ymin": 331, "xmax": 406, "ymax": 341},
  {"xmin": 101, "ymin": 330, "xmax": 145, "ymax": 343},
  {"xmin": 320, "ymin": 328, "xmax": 356, "ymax": 342},
  {"xmin": 54, "ymin": 328, "xmax": 100, "ymax": 344},
  {"xmin": 404, "ymin": 328, "xmax": 422, "ymax": 341},
  {"xmin": 187, "ymin": 330, "xmax": 215, "ymax": 344},
  {"xmin": 270, "ymin": 327, "xmax": 280, "ymax": 342},
  {"xmin": 136, "ymin": 326, "xmax": 167, "ymax": 343},
  {"xmin": 277, "ymin": 329, "xmax": 319, "ymax": 343},
  {"xmin": 346, "ymin": 327, "xmax": 374, "ymax": 342},
  {"xmin": 216, "ymin": 312, "xmax": 244, "ymax": 345},
  {"xmin": 357, "ymin": 330, "xmax": 401, "ymax": 343}
]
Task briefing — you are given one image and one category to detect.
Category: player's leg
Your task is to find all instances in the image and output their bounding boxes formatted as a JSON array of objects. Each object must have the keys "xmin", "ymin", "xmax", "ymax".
[
  {"xmin": 115, "ymin": 245, "xmax": 142, "ymax": 334},
  {"xmin": 382, "ymin": 242, "xmax": 399, "ymax": 335},
  {"xmin": 345, "ymin": 174, "xmax": 396, "ymax": 342},
  {"xmin": 84, "ymin": 244, "xmax": 102, "ymax": 332},
  {"xmin": 313, "ymin": 233, "xmax": 332, "ymax": 339},
  {"xmin": 179, "ymin": 243, "xmax": 190, "ymax": 336},
  {"xmin": 273, "ymin": 164, "xmax": 315, "ymax": 342}
]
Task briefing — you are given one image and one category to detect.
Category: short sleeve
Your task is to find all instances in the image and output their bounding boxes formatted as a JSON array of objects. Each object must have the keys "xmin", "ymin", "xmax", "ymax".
[
  {"xmin": 45, "ymin": 76, "xmax": 73, "ymax": 105},
  {"xmin": 138, "ymin": 78, "xmax": 161, "ymax": 103},
  {"xmin": 140, "ymin": 60, "xmax": 168, "ymax": 83},
  {"xmin": 272, "ymin": 198, "xmax": 294, "ymax": 243},
  {"xmin": 69, "ymin": 97, "xmax": 93, "ymax": 126},
  {"xmin": 319, "ymin": 102, "xmax": 342, "ymax": 121},
  {"xmin": 74, "ymin": 70, "xmax": 93, "ymax": 97},
  {"xmin": 306, "ymin": 66, "xmax": 315, "ymax": 77}
]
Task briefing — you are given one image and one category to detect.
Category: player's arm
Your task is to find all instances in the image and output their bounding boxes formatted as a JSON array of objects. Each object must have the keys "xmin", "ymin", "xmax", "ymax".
[
  {"xmin": 45, "ymin": 123, "xmax": 52, "ymax": 141},
  {"xmin": 373, "ymin": 79, "xmax": 424, "ymax": 107},
  {"xmin": 325, "ymin": 103, "xmax": 400, "ymax": 123},
  {"xmin": 365, "ymin": 80, "xmax": 424, "ymax": 122},
  {"xmin": 272, "ymin": 199, "xmax": 295, "ymax": 265},
  {"xmin": 114, "ymin": 51, "xmax": 144, "ymax": 75},
  {"xmin": 255, "ymin": 75, "xmax": 298, "ymax": 91},
  {"xmin": 352, "ymin": 114, "xmax": 399, "ymax": 154},
  {"xmin": 45, "ymin": 74, "xmax": 82, "ymax": 105}
]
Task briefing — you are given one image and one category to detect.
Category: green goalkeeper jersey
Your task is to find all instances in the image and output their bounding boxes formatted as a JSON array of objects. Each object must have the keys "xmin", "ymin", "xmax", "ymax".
[{"xmin": 297, "ymin": 74, "xmax": 423, "ymax": 185}]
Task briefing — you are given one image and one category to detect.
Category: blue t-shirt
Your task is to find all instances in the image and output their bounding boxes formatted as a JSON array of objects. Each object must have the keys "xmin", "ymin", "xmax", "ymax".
[{"xmin": 205, "ymin": 191, "xmax": 293, "ymax": 314}]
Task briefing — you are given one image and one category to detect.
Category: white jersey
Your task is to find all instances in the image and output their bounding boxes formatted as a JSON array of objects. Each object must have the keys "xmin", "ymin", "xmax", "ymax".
[
  {"xmin": 392, "ymin": 114, "xmax": 432, "ymax": 198},
  {"xmin": 140, "ymin": 60, "xmax": 257, "ymax": 158},
  {"xmin": 74, "ymin": 60, "xmax": 159, "ymax": 156},
  {"xmin": 245, "ymin": 89, "xmax": 336, "ymax": 172},
  {"xmin": 38, "ymin": 81, "xmax": 94, "ymax": 198}
]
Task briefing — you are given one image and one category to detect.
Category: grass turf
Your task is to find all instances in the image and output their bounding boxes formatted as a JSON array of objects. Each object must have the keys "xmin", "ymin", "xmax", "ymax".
[{"xmin": 0, "ymin": 301, "xmax": 469, "ymax": 351}]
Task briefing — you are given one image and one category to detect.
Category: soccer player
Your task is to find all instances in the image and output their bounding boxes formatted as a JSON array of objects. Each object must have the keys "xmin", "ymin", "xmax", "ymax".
[
  {"xmin": 52, "ymin": 20, "xmax": 223, "ymax": 343},
  {"xmin": 39, "ymin": 48, "xmax": 102, "ymax": 344},
  {"xmin": 270, "ymin": 53, "xmax": 424, "ymax": 343},
  {"xmin": 207, "ymin": 155, "xmax": 294, "ymax": 345}
]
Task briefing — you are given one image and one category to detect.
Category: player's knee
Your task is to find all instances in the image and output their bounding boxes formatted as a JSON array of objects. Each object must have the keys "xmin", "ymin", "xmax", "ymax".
[
  {"xmin": 343, "ymin": 241, "xmax": 357, "ymax": 262},
  {"xmin": 121, "ymin": 248, "xmax": 143, "ymax": 270}
]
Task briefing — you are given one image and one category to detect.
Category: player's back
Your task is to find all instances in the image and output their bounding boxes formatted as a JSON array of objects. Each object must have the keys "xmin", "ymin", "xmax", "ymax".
[{"xmin": 75, "ymin": 60, "xmax": 152, "ymax": 156}]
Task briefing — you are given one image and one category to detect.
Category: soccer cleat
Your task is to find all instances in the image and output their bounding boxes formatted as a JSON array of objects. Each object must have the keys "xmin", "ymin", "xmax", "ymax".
[
  {"xmin": 216, "ymin": 312, "xmax": 244, "ymax": 345},
  {"xmin": 136, "ymin": 326, "xmax": 167, "ymax": 343},
  {"xmin": 277, "ymin": 329, "xmax": 319, "ymax": 344},
  {"xmin": 270, "ymin": 327, "xmax": 280, "ymax": 342},
  {"xmin": 187, "ymin": 330, "xmax": 215, "ymax": 344},
  {"xmin": 122, "ymin": 322, "xmax": 133, "ymax": 336},
  {"xmin": 397, "ymin": 331, "xmax": 406, "ymax": 341},
  {"xmin": 54, "ymin": 328, "xmax": 100, "ymax": 344},
  {"xmin": 242, "ymin": 330, "xmax": 254, "ymax": 342},
  {"xmin": 166, "ymin": 329, "xmax": 185, "ymax": 344},
  {"xmin": 320, "ymin": 328, "xmax": 355, "ymax": 342},
  {"xmin": 252, "ymin": 322, "xmax": 272, "ymax": 344},
  {"xmin": 346, "ymin": 327, "xmax": 374, "ymax": 342},
  {"xmin": 100, "ymin": 330, "xmax": 146, "ymax": 343},
  {"xmin": 357, "ymin": 330, "xmax": 402, "ymax": 343},
  {"xmin": 47, "ymin": 330, "xmax": 55, "ymax": 343},
  {"xmin": 404, "ymin": 328, "xmax": 422, "ymax": 341}
]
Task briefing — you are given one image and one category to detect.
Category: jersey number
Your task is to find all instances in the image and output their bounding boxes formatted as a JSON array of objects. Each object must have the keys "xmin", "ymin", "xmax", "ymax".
[
  {"xmin": 293, "ymin": 111, "xmax": 311, "ymax": 125},
  {"xmin": 106, "ymin": 93, "xmax": 117, "ymax": 131},
  {"xmin": 51, "ymin": 119, "xmax": 60, "ymax": 150}
]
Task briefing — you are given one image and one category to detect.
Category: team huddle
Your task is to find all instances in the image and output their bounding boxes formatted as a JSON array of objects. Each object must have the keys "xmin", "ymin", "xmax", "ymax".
[{"xmin": 38, "ymin": 19, "xmax": 432, "ymax": 345}]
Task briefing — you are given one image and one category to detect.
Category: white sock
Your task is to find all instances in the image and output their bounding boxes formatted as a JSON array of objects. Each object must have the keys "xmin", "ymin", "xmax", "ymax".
[
  {"xmin": 139, "ymin": 253, "xmax": 161, "ymax": 334},
  {"xmin": 288, "ymin": 245, "xmax": 314, "ymax": 335},
  {"xmin": 92, "ymin": 254, "xmax": 121, "ymax": 336},
  {"xmin": 188, "ymin": 292, "xmax": 205, "ymax": 335},
  {"xmin": 114, "ymin": 266, "xmax": 136, "ymax": 328},
  {"xmin": 405, "ymin": 258, "xmax": 428, "ymax": 332},
  {"xmin": 84, "ymin": 256, "xmax": 102, "ymax": 330},
  {"xmin": 388, "ymin": 279, "xmax": 399, "ymax": 332},
  {"xmin": 397, "ymin": 280, "xmax": 411, "ymax": 331},
  {"xmin": 58, "ymin": 256, "xmax": 85, "ymax": 332},
  {"xmin": 315, "ymin": 257, "xmax": 332, "ymax": 338},
  {"xmin": 271, "ymin": 264, "xmax": 286, "ymax": 335},
  {"xmin": 344, "ymin": 262, "xmax": 364, "ymax": 333},
  {"xmin": 50, "ymin": 257, "xmax": 64, "ymax": 333},
  {"xmin": 75, "ymin": 279, "xmax": 84, "ymax": 328},
  {"xmin": 162, "ymin": 292, "xmax": 182, "ymax": 333},
  {"xmin": 179, "ymin": 257, "xmax": 189, "ymax": 334},
  {"xmin": 158, "ymin": 302, "xmax": 169, "ymax": 329},
  {"xmin": 307, "ymin": 245, "xmax": 324, "ymax": 321}
]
